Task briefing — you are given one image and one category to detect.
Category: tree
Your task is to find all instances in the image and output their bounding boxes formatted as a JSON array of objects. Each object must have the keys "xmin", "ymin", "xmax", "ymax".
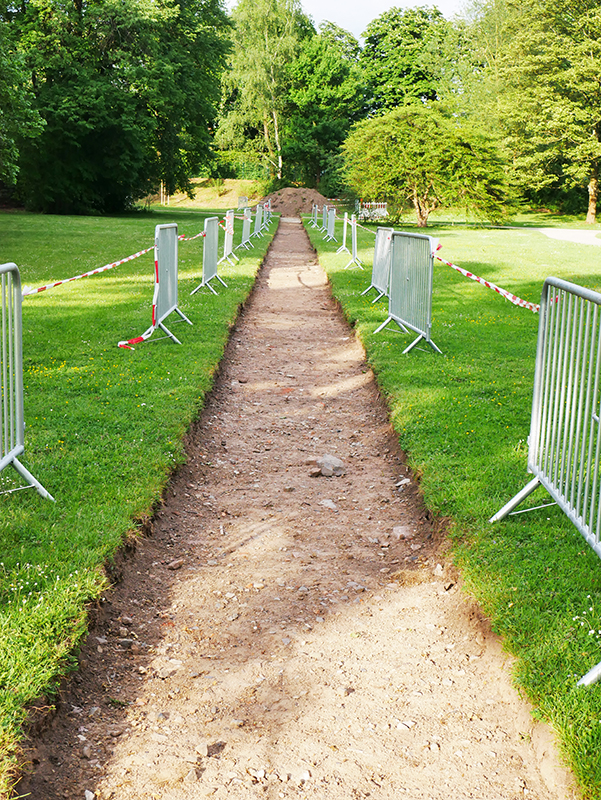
[
  {"xmin": 359, "ymin": 6, "xmax": 453, "ymax": 114},
  {"xmin": 341, "ymin": 103, "xmax": 511, "ymax": 226},
  {"xmin": 489, "ymin": 0, "xmax": 601, "ymax": 222},
  {"xmin": 0, "ymin": 21, "xmax": 42, "ymax": 186},
  {"xmin": 217, "ymin": 0, "xmax": 313, "ymax": 180},
  {"xmin": 282, "ymin": 25, "xmax": 365, "ymax": 190},
  {"xmin": 3, "ymin": 0, "xmax": 230, "ymax": 213}
]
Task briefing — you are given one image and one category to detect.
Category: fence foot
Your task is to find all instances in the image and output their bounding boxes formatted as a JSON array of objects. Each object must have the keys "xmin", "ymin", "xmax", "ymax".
[
  {"xmin": 489, "ymin": 477, "xmax": 541, "ymax": 523},
  {"xmin": 13, "ymin": 459, "xmax": 54, "ymax": 501},
  {"xmin": 578, "ymin": 659, "xmax": 601, "ymax": 686}
]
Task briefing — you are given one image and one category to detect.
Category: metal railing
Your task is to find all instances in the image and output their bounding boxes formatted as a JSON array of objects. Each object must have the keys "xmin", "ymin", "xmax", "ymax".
[
  {"xmin": 153, "ymin": 223, "xmax": 193, "ymax": 342},
  {"xmin": 491, "ymin": 278, "xmax": 601, "ymax": 542},
  {"xmin": 361, "ymin": 227, "xmax": 394, "ymax": 303},
  {"xmin": 344, "ymin": 214, "xmax": 363, "ymax": 270},
  {"xmin": 324, "ymin": 207, "xmax": 337, "ymax": 242},
  {"xmin": 218, "ymin": 210, "xmax": 239, "ymax": 265},
  {"xmin": 489, "ymin": 277, "xmax": 601, "ymax": 686},
  {"xmin": 1, "ymin": 263, "xmax": 53, "ymax": 499},
  {"xmin": 355, "ymin": 200, "xmax": 388, "ymax": 221},
  {"xmin": 310, "ymin": 204, "xmax": 319, "ymax": 228},
  {"xmin": 336, "ymin": 212, "xmax": 350, "ymax": 255},
  {"xmin": 191, "ymin": 217, "xmax": 227, "ymax": 296},
  {"xmin": 374, "ymin": 231, "xmax": 441, "ymax": 354},
  {"xmin": 252, "ymin": 204, "xmax": 264, "ymax": 238},
  {"xmin": 237, "ymin": 207, "xmax": 252, "ymax": 250},
  {"xmin": 320, "ymin": 205, "xmax": 328, "ymax": 233}
]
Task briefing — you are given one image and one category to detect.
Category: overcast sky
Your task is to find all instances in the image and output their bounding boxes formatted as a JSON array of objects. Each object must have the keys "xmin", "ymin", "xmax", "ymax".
[{"xmin": 300, "ymin": 0, "xmax": 469, "ymax": 39}]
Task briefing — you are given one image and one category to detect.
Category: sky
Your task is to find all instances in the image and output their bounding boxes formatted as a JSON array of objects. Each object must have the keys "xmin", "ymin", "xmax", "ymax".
[{"xmin": 298, "ymin": 0, "xmax": 469, "ymax": 40}]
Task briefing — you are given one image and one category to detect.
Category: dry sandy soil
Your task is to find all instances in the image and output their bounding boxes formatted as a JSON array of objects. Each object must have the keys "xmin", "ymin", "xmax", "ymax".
[{"xmin": 15, "ymin": 218, "xmax": 577, "ymax": 800}]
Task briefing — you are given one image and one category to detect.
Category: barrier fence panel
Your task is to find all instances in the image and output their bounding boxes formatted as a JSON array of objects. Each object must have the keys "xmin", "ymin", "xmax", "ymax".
[
  {"xmin": 489, "ymin": 277, "xmax": 601, "ymax": 686},
  {"xmin": 218, "ymin": 209, "xmax": 239, "ymax": 265},
  {"xmin": 374, "ymin": 231, "xmax": 441, "ymax": 354},
  {"xmin": 191, "ymin": 216, "xmax": 227, "ymax": 296},
  {"xmin": 361, "ymin": 227, "xmax": 394, "ymax": 302},
  {"xmin": 336, "ymin": 212, "xmax": 350, "ymax": 254},
  {"xmin": 237, "ymin": 207, "xmax": 252, "ymax": 250},
  {"xmin": 320, "ymin": 205, "xmax": 328, "ymax": 232},
  {"xmin": 324, "ymin": 207, "xmax": 337, "ymax": 242},
  {"xmin": 237, "ymin": 195, "xmax": 248, "ymax": 210},
  {"xmin": 153, "ymin": 223, "xmax": 193, "ymax": 343},
  {"xmin": 262, "ymin": 199, "xmax": 272, "ymax": 229},
  {"xmin": 252, "ymin": 204, "xmax": 264, "ymax": 238},
  {"xmin": 0, "ymin": 263, "xmax": 53, "ymax": 499},
  {"xmin": 310, "ymin": 204, "xmax": 319, "ymax": 228},
  {"xmin": 344, "ymin": 215, "xmax": 363, "ymax": 270}
]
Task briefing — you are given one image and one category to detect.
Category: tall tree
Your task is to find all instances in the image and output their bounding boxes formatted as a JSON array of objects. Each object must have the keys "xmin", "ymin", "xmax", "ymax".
[
  {"xmin": 491, "ymin": 0, "xmax": 601, "ymax": 222},
  {"xmin": 0, "ymin": 20, "xmax": 42, "ymax": 186},
  {"xmin": 342, "ymin": 103, "xmax": 511, "ymax": 226},
  {"xmin": 217, "ymin": 0, "xmax": 313, "ymax": 180},
  {"xmin": 359, "ymin": 6, "xmax": 452, "ymax": 114},
  {"xmin": 282, "ymin": 24, "xmax": 365, "ymax": 190},
  {"xmin": 3, "ymin": 0, "xmax": 230, "ymax": 213}
]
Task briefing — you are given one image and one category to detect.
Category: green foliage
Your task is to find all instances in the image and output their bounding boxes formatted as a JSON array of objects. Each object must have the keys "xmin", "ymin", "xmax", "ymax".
[
  {"xmin": 0, "ymin": 21, "xmax": 42, "ymax": 185},
  {"xmin": 217, "ymin": 0, "xmax": 313, "ymax": 180},
  {"xmin": 282, "ymin": 29, "xmax": 365, "ymax": 189},
  {"xmin": 342, "ymin": 103, "xmax": 512, "ymax": 226},
  {"xmin": 360, "ymin": 6, "xmax": 453, "ymax": 114},
  {"xmin": 3, "ymin": 0, "xmax": 230, "ymax": 214}
]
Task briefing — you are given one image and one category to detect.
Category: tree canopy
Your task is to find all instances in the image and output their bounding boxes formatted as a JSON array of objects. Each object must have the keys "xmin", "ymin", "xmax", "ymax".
[{"xmin": 342, "ymin": 104, "xmax": 511, "ymax": 226}]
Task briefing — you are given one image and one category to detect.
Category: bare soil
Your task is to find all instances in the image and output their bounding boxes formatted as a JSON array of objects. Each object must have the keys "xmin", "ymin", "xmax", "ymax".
[
  {"xmin": 15, "ymin": 220, "xmax": 577, "ymax": 800},
  {"xmin": 262, "ymin": 189, "xmax": 329, "ymax": 216}
]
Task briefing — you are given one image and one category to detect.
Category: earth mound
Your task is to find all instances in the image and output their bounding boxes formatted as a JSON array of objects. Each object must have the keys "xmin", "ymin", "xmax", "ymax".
[{"xmin": 262, "ymin": 186, "xmax": 329, "ymax": 216}]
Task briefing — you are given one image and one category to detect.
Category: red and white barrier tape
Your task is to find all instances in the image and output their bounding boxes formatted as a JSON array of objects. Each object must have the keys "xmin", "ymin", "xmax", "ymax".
[
  {"xmin": 22, "ymin": 246, "xmax": 155, "ymax": 297},
  {"xmin": 436, "ymin": 254, "xmax": 539, "ymax": 313}
]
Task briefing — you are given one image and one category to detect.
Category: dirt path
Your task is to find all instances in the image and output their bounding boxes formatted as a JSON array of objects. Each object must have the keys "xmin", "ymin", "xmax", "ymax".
[{"xmin": 17, "ymin": 220, "xmax": 576, "ymax": 800}]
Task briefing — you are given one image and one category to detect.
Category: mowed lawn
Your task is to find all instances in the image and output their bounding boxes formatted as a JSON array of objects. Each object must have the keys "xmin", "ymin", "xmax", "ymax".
[
  {"xmin": 306, "ymin": 215, "xmax": 601, "ymax": 799},
  {"xmin": 0, "ymin": 208, "xmax": 275, "ymax": 796}
]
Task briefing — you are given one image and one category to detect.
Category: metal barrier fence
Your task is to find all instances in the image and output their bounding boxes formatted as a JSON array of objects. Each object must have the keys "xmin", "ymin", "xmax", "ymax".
[
  {"xmin": 356, "ymin": 200, "xmax": 388, "ymax": 221},
  {"xmin": 310, "ymin": 204, "xmax": 319, "ymax": 228},
  {"xmin": 344, "ymin": 214, "xmax": 363, "ymax": 270},
  {"xmin": 336, "ymin": 212, "xmax": 350, "ymax": 255},
  {"xmin": 324, "ymin": 207, "xmax": 337, "ymax": 242},
  {"xmin": 263, "ymin": 199, "xmax": 272, "ymax": 229},
  {"xmin": 320, "ymin": 205, "xmax": 328, "ymax": 232},
  {"xmin": 491, "ymin": 278, "xmax": 601, "ymax": 542},
  {"xmin": 191, "ymin": 217, "xmax": 227, "ymax": 296},
  {"xmin": 374, "ymin": 231, "xmax": 441, "ymax": 354},
  {"xmin": 489, "ymin": 277, "xmax": 601, "ymax": 686},
  {"xmin": 237, "ymin": 195, "xmax": 248, "ymax": 210},
  {"xmin": 152, "ymin": 223, "xmax": 193, "ymax": 342},
  {"xmin": 237, "ymin": 207, "xmax": 252, "ymax": 250},
  {"xmin": 252, "ymin": 204, "xmax": 264, "ymax": 238},
  {"xmin": 361, "ymin": 227, "xmax": 394, "ymax": 303},
  {"xmin": 219, "ymin": 210, "xmax": 239, "ymax": 265},
  {"xmin": 0, "ymin": 263, "xmax": 53, "ymax": 499}
]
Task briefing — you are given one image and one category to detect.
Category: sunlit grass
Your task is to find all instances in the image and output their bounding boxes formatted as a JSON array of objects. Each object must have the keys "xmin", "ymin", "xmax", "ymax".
[
  {"xmin": 307, "ymin": 214, "xmax": 601, "ymax": 799},
  {"xmin": 0, "ymin": 207, "xmax": 274, "ymax": 795}
]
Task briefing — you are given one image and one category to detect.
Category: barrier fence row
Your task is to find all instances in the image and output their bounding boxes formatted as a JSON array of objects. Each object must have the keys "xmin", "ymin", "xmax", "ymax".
[{"xmin": 2, "ymin": 202, "xmax": 275, "ymax": 495}]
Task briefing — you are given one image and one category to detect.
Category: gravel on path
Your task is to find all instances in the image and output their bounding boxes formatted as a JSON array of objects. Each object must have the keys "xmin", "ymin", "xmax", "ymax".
[{"xmin": 16, "ymin": 220, "xmax": 576, "ymax": 800}]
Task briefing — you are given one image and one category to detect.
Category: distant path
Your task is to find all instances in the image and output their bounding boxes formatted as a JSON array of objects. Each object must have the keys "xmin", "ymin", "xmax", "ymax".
[
  {"xmin": 538, "ymin": 228, "xmax": 601, "ymax": 246},
  {"xmin": 17, "ymin": 220, "xmax": 575, "ymax": 800}
]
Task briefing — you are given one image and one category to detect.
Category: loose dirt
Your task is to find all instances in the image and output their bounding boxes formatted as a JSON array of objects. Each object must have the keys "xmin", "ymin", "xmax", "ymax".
[{"xmin": 15, "ymin": 220, "xmax": 577, "ymax": 800}]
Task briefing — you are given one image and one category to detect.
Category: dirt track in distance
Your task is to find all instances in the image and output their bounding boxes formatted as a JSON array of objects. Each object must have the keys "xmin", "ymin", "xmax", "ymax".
[{"xmin": 15, "ymin": 218, "xmax": 577, "ymax": 800}]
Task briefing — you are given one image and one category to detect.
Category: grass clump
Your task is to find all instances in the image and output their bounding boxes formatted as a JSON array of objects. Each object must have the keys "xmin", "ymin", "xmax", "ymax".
[
  {"xmin": 306, "ymin": 216, "xmax": 601, "ymax": 798},
  {"xmin": 0, "ymin": 207, "xmax": 274, "ymax": 795}
]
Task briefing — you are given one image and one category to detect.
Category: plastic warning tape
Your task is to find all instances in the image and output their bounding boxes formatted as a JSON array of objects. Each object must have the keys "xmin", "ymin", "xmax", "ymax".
[
  {"xmin": 22, "ymin": 246, "xmax": 155, "ymax": 297},
  {"xmin": 436, "ymin": 254, "xmax": 539, "ymax": 313}
]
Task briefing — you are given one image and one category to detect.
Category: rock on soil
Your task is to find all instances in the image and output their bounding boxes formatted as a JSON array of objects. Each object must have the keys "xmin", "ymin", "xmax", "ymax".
[{"xmin": 14, "ymin": 219, "xmax": 576, "ymax": 800}]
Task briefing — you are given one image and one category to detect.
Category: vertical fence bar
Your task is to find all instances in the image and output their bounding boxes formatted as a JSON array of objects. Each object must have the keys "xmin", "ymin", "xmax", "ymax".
[
  {"xmin": 0, "ymin": 263, "xmax": 53, "ymax": 499},
  {"xmin": 344, "ymin": 215, "xmax": 363, "ymax": 270}
]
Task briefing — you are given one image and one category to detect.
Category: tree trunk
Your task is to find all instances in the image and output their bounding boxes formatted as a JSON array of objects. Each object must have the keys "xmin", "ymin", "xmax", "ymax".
[
  {"xmin": 587, "ymin": 161, "xmax": 598, "ymax": 224},
  {"xmin": 272, "ymin": 109, "xmax": 283, "ymax": 180},
  {"xmin": 413, "ymin": 191, "xmax": 429, "ymax": 227}
]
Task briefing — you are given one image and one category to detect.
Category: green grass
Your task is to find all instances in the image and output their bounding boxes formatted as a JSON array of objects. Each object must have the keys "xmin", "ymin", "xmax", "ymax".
[
  {"xmin": 306, "ymin": 215, "xmax": 601, "ymax": 799},
  {"xmin": 0, "ymin": 207, "xmax": 274, "ymax": 796}
]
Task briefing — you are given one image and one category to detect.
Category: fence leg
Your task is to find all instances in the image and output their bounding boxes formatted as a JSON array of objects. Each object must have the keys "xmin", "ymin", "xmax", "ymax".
[
  {"xmin": 578, "ymin": 660, "xmax": 601, "ymax": 686},
  {"xmin": 489, "ymin": 477, "xmax": 541, "ymax": 523},
  {"xmin": 13, "ymin": 459, "xmax": 55, "ymax": 501}
]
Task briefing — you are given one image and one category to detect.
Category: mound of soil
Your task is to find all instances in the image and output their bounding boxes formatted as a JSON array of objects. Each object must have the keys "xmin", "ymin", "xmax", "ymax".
[{"xmin": 262, "ymin": 187, "xmax": 329, "ymax": 216}]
